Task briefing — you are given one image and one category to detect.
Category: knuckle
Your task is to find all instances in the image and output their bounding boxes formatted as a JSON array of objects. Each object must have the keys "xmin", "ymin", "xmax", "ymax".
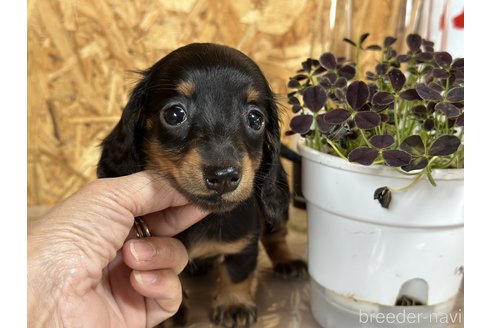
[{"xmin": 157, "ymin": 238, "xmax": 188, "ymax": 271}]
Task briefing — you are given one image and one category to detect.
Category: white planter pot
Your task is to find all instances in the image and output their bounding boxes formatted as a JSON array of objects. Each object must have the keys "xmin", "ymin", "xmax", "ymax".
[{"xmin": 297, "ymin": 141, "xmax": 464, "ymax": 327}]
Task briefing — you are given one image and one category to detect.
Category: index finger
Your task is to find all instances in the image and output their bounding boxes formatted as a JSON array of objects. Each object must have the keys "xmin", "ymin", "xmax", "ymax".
[
  {"xmin": 143, "ymin": 204, "xmax": 209, "ymax": 237},
  {"xmin": 89, "ymin": 171, "xmax": 190, "ymax": 219}
]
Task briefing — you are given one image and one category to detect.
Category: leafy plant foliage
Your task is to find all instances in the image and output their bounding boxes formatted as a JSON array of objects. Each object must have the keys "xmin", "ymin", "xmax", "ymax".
[{"xmin": 287, "ymin": 33, "xmax": 464, "ymax": 208}]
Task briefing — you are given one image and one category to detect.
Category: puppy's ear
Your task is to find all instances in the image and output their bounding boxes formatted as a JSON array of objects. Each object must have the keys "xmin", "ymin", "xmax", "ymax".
[
  {"xmin": 257, "ymin": 97, "xmax": 290, "ymax": 226},
  {"xmin": 97, "ymin": 72, "xmax": 149, "ymax": 178}
]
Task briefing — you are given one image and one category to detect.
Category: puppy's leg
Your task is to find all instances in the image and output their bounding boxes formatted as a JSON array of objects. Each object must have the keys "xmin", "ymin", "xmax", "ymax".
[
  {"xmin": 212, "ymin": 242, "xmax": 259, "ymax": 328},
  {"xmin": 261, "ymin": 217, "xmax": 307, "ymax": 279}
]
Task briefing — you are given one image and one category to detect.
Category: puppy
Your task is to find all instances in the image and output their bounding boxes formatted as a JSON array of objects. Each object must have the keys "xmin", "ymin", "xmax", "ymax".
[{"xmin": 97, "ymin": 43, "xmax": 307, "ymax": 328}]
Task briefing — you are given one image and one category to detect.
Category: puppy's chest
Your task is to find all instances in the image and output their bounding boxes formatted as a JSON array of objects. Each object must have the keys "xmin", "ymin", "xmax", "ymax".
[{"xmin": 176, "ymin": 201, "xmax": 260, "ymax": 260}]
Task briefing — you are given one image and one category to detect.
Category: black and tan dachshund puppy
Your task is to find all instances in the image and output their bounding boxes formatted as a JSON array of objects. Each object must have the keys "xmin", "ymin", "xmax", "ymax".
[{"xmin": 97, "ymin": 43, "xmax": 307, "ymax": 328}]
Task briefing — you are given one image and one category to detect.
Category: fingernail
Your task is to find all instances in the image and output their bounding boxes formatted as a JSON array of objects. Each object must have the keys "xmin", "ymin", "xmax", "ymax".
[
  {"xmin": 134, "ymin": 271, "xmax": 158, "ymax": 285},
  {"xmin": 130, "ymin": 240, "xmax": 156, "ymax": 262}
]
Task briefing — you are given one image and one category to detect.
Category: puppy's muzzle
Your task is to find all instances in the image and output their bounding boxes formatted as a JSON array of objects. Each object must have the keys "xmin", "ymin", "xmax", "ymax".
[{"xmin": 204, "ymin": 166, "xmax": 242, "ymax": 195}]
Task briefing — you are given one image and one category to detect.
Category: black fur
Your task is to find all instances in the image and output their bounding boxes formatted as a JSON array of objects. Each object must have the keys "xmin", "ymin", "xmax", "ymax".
[{"xmin": 97, "ymin": 43, "xmax": 305, "ymax": 327}]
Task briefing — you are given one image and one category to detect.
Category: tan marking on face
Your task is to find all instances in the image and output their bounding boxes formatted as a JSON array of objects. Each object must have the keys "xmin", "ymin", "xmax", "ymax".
[
  {"xmin": 144, "ymin": 140, "xmax": 181, "ymax": 178},
  {"xmin": 214, "ymin": 261, "xmax": 258, "ymax": 307},
  {"xmin": 246, "ymin": 87, "xmax": 260, "ymax": 103},
  {"xmin": 176, "ymin": 80, "xmax": 195, "ymax": 98},
  {"xmin": 145, "ymin": 139, "xmax": 262, "ymax": 203},
  {"xmin": 188, "ymin": 235, "xmax": 252, "ymax": 260},
  {"xmin": 145, "ymin": 141, "xmax": 209, "ymax": 194}
]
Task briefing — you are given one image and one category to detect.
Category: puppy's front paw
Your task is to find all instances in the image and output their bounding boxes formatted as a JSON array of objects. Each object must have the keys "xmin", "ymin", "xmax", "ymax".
[
  {"xmin": 212, "ymin": 303, "xmax": 258, "ymax": 328},
  {"xmin": 273, "ymin": 259, "xmax": 308, "ymax": 279}
]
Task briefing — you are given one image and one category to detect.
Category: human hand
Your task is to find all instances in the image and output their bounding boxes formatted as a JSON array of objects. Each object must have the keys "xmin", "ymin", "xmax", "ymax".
[{"xmin": 27, "ymin": 171, "xmax": 208, "ymax": 328}]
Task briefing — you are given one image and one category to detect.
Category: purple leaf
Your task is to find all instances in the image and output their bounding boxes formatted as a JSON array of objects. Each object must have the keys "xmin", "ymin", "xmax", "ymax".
[
  {"xmin": 402, "ymin": 157, "xmax": 429, "ymax": 172},
  {"xmin": 384, "ymin": 36, "xmax": 397, "ymax": 47},
  {"xmin": 301, "ymin": 58, "xmax": 314, "ymax": 72},
  {"xmin": 335, "ymin": 77, "xmax": 348, "ymax": 88},
  {"xmin": 343, "ymin": 38, "xmax": 357, "ymax": 47},
  {"xmin": 400, "ymin": 135, "xmax": 425, "ymax": 155},
  {"xmin": 411, "ymin": 105, "xmax": 427, "ymax": 117},
  {"xmin": 397, "ymin": 54, "xmax": 411, "ymax": 63},
  {"xmin": 406, "ymin": 34, "xmax": 422, "ymax": 51},
  {"xmin": 434, "ymin": 52, "xmax": 453, "ymax": 67},
  {"xmin": 435, "ymin": 102, "xmax": 461, "ymax": 118},
  {"xmin": 451, "ymin": 58, "xmax": 464, "ymax": 70},
  {"xmin": 388, "ymin": 69, "xmax": 406, "ymax": 92},
  {"xmin": 354, "ymin": 111, "xmax": 381, "ymax": 130},
  {"xmin": 424, "ymin": 118, "xmax": 435, "ymax": 131},
  {"xmin": 432, "ymin": 68, "xmax": 450, "ymax": 79},
  {"xmin": 323, "ymin": 109, "xmax": 352, "ymax": 124},
  {"xmin": 416, "ymin": 52, "xmax": 434, "ymax": 62},
  {"xmin": 334, "ymin": 88, "xmax": 346, "ymax": 101},
  {"xmin": 428, "ymin": 82, "xmax": 444, "ymax": 93},
  {"xmin": 369, "ymin": 135, "xmax": 395, "ymax": 149},
  {"xmin": 415, "ymin": 83, "xmax": 443, "ymax": 101},
  {"xmin": 400, "ymin": 89, "xmax": 421, "ymax": 100},
  {"xmin": 313, "ymin": 66, "xmax": 327, "ymax": 75},
  {"xmin": 382, "ymin": 149, "xmax": 412, "ymax": 167},
  {"xmin": 324, "ymin": 72, "xmax": 337, "ymax": 84},
  {"xmin": 292, "ymin": 104, "xmax": 302, "ymax": 113},
  {"xmin": 319, "ymin": 52, "xmax": 337, "ymax": 70},
  {"xmin": 302, "ymin": 85, "xmax": 328, "ymax": 113},
  {"xmin": 456, "ymin": 113, "xmax": 464, "ymax": 127},
  {"xmin": 316, "ymin": 114, "xmax": 333, "ymax": 132},
  {"xmin": 288, "ymin": 79, "xmax": 301, "ymax": 89},
  {"xmin": 288, "ymin": 96, "xmax": 300, "ymax": 105},
  {"xmin": 293, "ymin": 74, "xmax": 308, "ymax": 81},
  {"xmin": 366, "ymin": 44, "xmax": 382, "ymax": 51},
  {"xmin": 348, "ymin": 147, "xmax": 379, "ymax": 166},
  {"xmin": 376, "ymin": 63, "xmax": 388, "ymax": 75},
  {"xmin": 428, "ymin": 135, "xmax": 461, "ymax": 156},
  {"xmin": 359, "ymin": 33, "xmax": 370, "ymax": 44},
  {"xmin": 447, "ymin": 86, "xmax": 464, "ymax": 102},
  {"xmin": 372, "ymin": 92, "xmax": 395, "ymax": 106},
  {"xmin": 346, "ymin": 81, "xmax": 370, "ymax": 110},
  {"xmin": 290, "ymin": 114, "xmax": 313, "ymax": 134},
  {"xmin": 339, "ymin": 65, "xmax": 356, "ymax": 80}
]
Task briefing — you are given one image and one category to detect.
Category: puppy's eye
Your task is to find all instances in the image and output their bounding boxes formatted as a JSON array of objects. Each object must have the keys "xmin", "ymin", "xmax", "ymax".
[
  {"xmin": 162, "ymin": 105, "xmax": 187, "ymax": 126},
  {"xmin": 247, "ymin": 109, "xmax": 264, "ymax": 131}
]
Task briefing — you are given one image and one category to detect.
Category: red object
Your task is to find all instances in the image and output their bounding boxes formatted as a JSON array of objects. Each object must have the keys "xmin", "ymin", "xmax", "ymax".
[
  {"xmin": 440, "ymin": 9, "xmax": 464, "ymax": 30},
  {"xmin": 453, "ymin": 10, "xmax": 464, "ymax": 29}
]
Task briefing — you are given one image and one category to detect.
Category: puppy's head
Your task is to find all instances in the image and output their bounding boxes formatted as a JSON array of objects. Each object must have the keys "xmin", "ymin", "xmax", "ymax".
[{"xmin": 98, "ymin": 43, "xmax": 287, "ymax": 216}]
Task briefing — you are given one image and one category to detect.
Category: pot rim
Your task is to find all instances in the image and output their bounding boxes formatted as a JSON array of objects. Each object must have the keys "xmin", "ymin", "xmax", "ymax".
[{"xmin": 296, "ymin": 139, "xmax": 464, "ymax": 181}]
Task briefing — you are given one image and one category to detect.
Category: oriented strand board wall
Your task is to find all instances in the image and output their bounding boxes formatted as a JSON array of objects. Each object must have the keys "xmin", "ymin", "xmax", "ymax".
[{"xmin": 28, "ymin": 0, "xmax": 410, "ymax": 206}]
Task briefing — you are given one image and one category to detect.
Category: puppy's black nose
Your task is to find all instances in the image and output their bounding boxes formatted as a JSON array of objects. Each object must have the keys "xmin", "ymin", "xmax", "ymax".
[{"xmin": 204, "ymin": 166, "xmax": 241, "ymax": 194}]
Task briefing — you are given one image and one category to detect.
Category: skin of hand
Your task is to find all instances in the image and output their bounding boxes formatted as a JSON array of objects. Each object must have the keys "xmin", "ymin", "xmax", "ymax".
[{"xmin": 27, "ymin": 171, "xmax": 208, "ymax": 328}]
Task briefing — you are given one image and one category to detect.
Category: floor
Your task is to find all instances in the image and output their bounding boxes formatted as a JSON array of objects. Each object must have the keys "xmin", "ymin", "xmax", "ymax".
[
  {"xmin": 168, "ymin": 205, "xmax": 464, "ymax": 328},
  {"xmin": 27, "ymin": 205, "xmax": 464, "ymax": 328}
]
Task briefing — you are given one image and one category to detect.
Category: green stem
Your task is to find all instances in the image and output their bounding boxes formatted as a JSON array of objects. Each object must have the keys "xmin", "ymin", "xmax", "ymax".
[
  {"xmin": 326, "ymin": 139, "xmax": 348, "ymax": 161},
  {"xmin": 389, "ymin": 157, "xmax": 439, "ymax": 193},
  {"xmin": 393, "ymin": 94, "xmax": 401, "ymax": 144},
  {"xmin": 314, "ymin": 113, "xmax": 321, "ymax": 150},
  {"xmin": 389, "ymin": 170, "xmax": 426, "ymax": 193},
  {"xmin": 359, "ymin": 128, "xmax": 371, "ymax": 147}
]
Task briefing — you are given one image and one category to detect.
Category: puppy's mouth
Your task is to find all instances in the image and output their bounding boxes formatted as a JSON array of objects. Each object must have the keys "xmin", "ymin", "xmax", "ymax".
[
  {"xmin": 145, "ymin": 143, "xmax": 261, "ymax": 212},
  {"xmin": 178, "ymin": 187, "xmax": 251, "ymax": 213},
  {"xmin": 174, "ymin": 164, "xmax": 256, "ymax": 213}
]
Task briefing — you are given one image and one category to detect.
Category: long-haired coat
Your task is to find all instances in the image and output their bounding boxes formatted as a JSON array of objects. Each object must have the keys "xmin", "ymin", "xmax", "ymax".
[{"xmin": 97, "ymin": 43, "xmax": 306, "ymax": 328}]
